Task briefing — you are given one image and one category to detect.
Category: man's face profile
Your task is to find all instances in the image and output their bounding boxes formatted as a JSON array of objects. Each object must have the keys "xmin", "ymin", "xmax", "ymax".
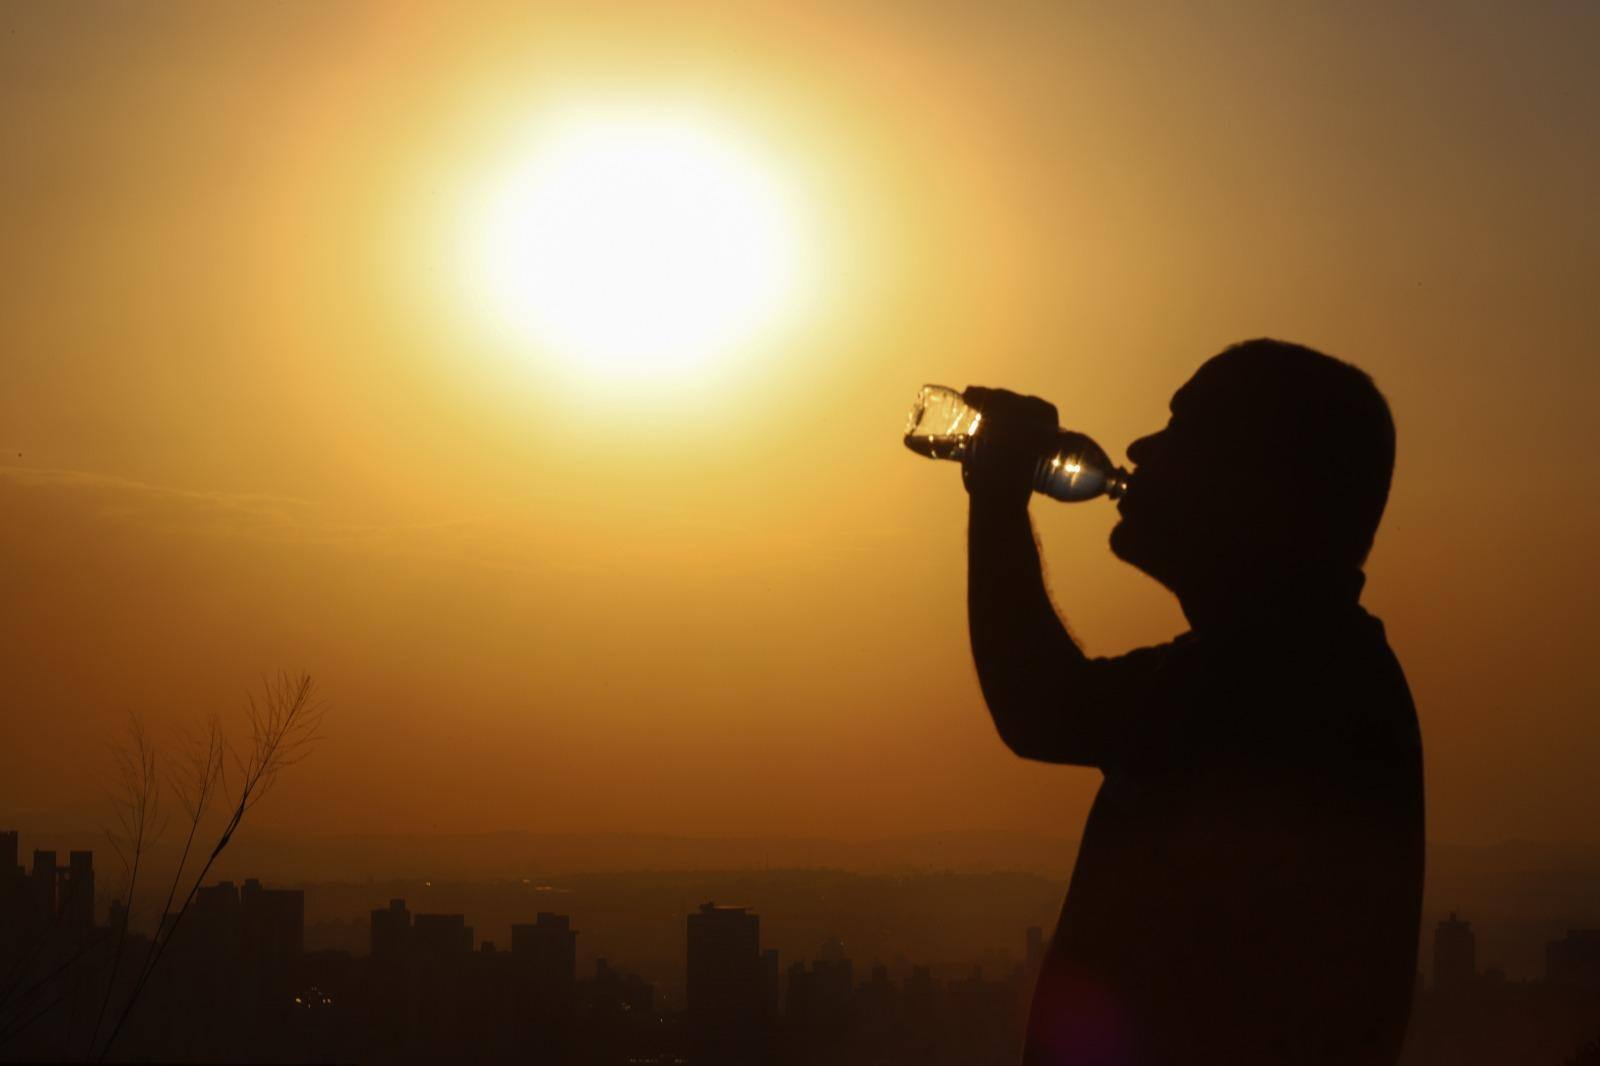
[
  {"xmin": 1110, "ymin": 340, "xmax": 1395, "ymax": 598},
  {"xmin": 1109, "ymin": 363, "xmax": 1250, "ymax": 592}
]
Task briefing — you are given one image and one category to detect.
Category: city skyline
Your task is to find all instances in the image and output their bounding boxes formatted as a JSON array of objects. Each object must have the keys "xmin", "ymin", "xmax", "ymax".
[
  {"xmin": 5, "ymin": 827, "xmax": 1598, "ymax": 1063},
  {"xmin": 8, "ymin": 826, "xmax": 1600, "ymax": 987},
  {"xmin": 2, "ymin": 2, "xmax": 1599, "ymax": 851}
]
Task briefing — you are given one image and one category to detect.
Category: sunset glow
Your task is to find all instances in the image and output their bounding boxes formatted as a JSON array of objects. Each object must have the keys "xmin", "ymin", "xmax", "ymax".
[
  {"xmin": 2, "ymin": 0, "xmax": 1597, "ymax": 870},
  {"xmin": 6, "ymin": 8, "xmax": 1600, "ymax": 1059}
]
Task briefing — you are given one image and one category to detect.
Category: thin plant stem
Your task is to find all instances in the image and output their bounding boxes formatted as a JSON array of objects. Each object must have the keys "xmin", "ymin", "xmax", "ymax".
[{"xmin": 96, "ymin": 674, "xmax": 322, "ymax": 1063}]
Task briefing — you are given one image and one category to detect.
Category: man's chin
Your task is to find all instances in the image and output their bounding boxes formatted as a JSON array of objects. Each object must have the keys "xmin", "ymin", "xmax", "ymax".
[
  {"xmin": 1109, "ymin": 518, "xmax": 1136, "ymax": 564},
  {"xmin": 1110, "ymin": 519, "xmax": 1161, "ymax": 579}
]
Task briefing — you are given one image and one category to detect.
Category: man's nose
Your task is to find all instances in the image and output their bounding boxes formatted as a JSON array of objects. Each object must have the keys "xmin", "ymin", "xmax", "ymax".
[{"xmin": 1126, "ymin": 433, "xmax": 1159, "ymax": 466}]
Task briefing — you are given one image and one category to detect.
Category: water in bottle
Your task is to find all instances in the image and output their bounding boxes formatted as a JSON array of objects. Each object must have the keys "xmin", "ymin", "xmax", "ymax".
[{"xmin": 903, "ymin": 384, "xmax": 1130, "ymax": 503}]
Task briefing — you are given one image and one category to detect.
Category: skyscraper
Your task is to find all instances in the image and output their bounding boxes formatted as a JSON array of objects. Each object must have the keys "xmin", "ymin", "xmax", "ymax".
[
  {"xmin": 30, "ymin": 850, "xmax": 57, "ymax": 923},
  {"xmin": 412, "ymin": 912, "xmax": 473, "ymax": 959},
  {"xmin": 1433, "ymin": 911, "xmax": 1476, "ymax": 992},
  {"xmin": 1546, "ymin": 929, "xmax": 1600, "ymax": 990},
  {"xmin": 760, "ymin": 947, "xmax": 780, "ymax": 1020},
  {"xmin": 809, "ymin": 939, "xmax": 854, "ymax": 1030},
  {"xmin": 240, "ymin": 877, "xmax": 303, "ymax": 961},
  {"xmin": 687, "ymin": 902, "xmax": 762, "ymax": 1018},
  {"xmin": 687, "ymin": 902, "xmax": 766, "ymax": 1061},
  {"xmin": 371, "ymin": 898, "xmax": 412, "ymax": 962},
  {"xmin": 0, "ymin": 832, "xmax": 27, "ymax": 935},
  {"xmin": 61, "ymin": 851, "xmax": 94, "ymax": 932},
  {"xmin": 511, "ymin": 912, "xmax": 577, "ymax": 1011}
]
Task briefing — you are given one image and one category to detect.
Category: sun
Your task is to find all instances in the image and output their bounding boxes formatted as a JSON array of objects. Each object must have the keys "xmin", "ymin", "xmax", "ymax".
[{"xmin": 469, "ymin": 105, "xmax": 809, "ymax": 381}]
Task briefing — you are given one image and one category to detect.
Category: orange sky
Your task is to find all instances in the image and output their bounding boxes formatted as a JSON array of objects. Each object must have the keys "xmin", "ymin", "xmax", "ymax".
[{"xmin": 2, "ymin": 2, "xmax": 1597, "ymax": 851}]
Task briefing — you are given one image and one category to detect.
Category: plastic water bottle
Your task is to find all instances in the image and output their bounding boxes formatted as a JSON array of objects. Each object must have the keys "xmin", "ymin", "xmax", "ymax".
[{"xmin": 903, "ymin": 384, "xmax": 1130, "ymax": 502}]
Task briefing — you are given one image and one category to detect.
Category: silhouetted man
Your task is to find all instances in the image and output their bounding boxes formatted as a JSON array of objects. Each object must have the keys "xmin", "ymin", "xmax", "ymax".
[{"xmin": 964, "ymin": 340, "xmax": 1423, "ymax": 1065}]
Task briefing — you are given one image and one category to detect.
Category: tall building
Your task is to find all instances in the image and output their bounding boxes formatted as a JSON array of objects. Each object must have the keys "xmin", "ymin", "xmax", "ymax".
[
  {"xmin": 903, "ymin": 964, "xmax": 940, "ymax": 1020},
  {"xmin": 511, "ymin": 912, "xmax": 577, "ymax": 1010},
  {"xmin": 760, "ymin": 947, "xmax": 781, "ymax": 1020},
  {"xmin": 1546, "ymin": 929, "xmax": 1600, "ymax": 990},
  {"xmin": 30, "ymin": 850, "xmax": 58, "ymax": 922},
  {"xmin": 810, "ymin": 939, "xmax": 854, "ymax": 1029},
  {"xmin": 0, "ymin": 832, "xmax": 26, "ymax": 935},
  {"xmin": 240, "ymin": 877, "xmax": 303, "ymax": 961},
  {"xmin": 856, "ymin": 963, "xmax": 895, "ymax": 1033},
  {"xmin": 1433, "ymin": 911, "xmax": 1476, "ymax": 992},
  {"xmin": 189, "ymin": 876, "xmax": 244, "ymax": 953},
  {"xmin": 413, "ymin": 913, "xmax": 473, "ymax": 958},
  {"xmin": 687, "ymin": 902, "xmax": 763, "ymax": 1020},
  {"xmin": 196, "ymin": 880, "xmax": 240, "ymax": 908},
  {"xmin": 60, "ymin": 851, "xmax": 94, "ymax": 932},
  {"xmin": 371, "ymin": 898, "xmax": 412, "ymax": 961},
  {"xmin": 182, "ymin": 878, "xmax": 304, "ymax": 965},
  {"xmin": 784, "ymin": 960, "xmax": 810, "ymax": 1020}
]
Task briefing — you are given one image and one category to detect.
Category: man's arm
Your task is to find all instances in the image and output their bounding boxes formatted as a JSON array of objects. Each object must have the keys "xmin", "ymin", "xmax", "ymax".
[
  {"xmin": 968, "ymin": 496, "xmax": 1096, "ymax": 762},
  {"xmin": 963, "ymin": 387, "xmax": 1117, "ymax": 767}
]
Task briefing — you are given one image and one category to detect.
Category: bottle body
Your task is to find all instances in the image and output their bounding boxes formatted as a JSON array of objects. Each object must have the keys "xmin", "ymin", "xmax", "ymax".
[
  {"xmin": 902, "ymin": 384, "xmax": 984, "ymax": 462},
  {"xmin": 904, "ymin": 384, "xmax": 1129, "ymax": 503}
]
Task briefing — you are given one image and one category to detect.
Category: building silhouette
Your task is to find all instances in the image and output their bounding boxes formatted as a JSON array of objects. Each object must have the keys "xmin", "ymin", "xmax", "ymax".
[
  {"xmin": 243, "ymin": 877, "xmax": 303, "ymax": 960},
  {"xmin": 412, "ymin": 912, "xmax": 473, "ymax": 959},
  {"xmin": 511, "ymin": 911, "xmax": 578, "ymax": 1015},
  {"xmin": 686, "ymin": 902, "xmax": 767, "ymax": 1062},
  {"xmin": 36, "ymin": 832, "xmax": 1600, "ymax": 1066},
  {"xmin": 0, "ymin": 838, "xmax": 98, "ymax": 937},
  {"xmin": 29, "ymin": 849, "xmax": 58, "ymax": 924},
  {"xmin": 786, "ymin": 938, "xmax": 854, "ymax": 1034},
  {"xmin": 1433, "ymin": 911, "xmax": 1477, "ymax": 991},
  {"xmin": 61, "ymin": 851, "xmax": 94, "ymax": 932},
  {"xmin": 760, "ymin": 946, "xmax": 780, "ymax": 1020},
  {"xmin": 187, "ymin": 878, "xmax": 304, "ymax": 965},
  {"xmin": 1, "ymin": 844, "xmax": 97, "ymax": 934},
  {"xmin": 370, "ymin": 897, "xmax": 411, "ymax": 962},
  {"xmin": 1547, "ymin": 930, "xmax": 1600, "ymax": 991},
  {"xmin": 687, "ymin": 902, "xmax": 762, "ymax": 1018},
  {"xmin": 0, "ymin": 831, "xmax": 24, "ymax": 941}
]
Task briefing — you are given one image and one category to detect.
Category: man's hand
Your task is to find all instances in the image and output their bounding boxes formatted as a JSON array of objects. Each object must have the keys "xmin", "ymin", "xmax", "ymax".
[{"xmin": 961, "ymin": 386, "xmax": 1059, "ymax": 510}]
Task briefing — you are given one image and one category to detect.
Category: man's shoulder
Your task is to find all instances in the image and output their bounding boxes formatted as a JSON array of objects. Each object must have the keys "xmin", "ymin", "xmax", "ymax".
[
  {"xmin": 1325, "ymin": 607, "xmax": 1418, "ymax": 728},
  {"xmin": 1187, "ymin": 604, "xmax": 1420, "ymax": 753}
]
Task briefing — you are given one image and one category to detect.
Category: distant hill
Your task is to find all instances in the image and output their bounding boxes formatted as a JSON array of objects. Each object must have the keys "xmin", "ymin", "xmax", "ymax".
[{"xmin": 2, "ymin": 825, "xmax": 1082, "ymax": 881}]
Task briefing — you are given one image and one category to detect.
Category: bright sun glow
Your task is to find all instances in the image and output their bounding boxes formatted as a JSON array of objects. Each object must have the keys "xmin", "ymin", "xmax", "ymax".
[{"xmin": 471, "ymin": 106, "xmax": 808, "ymax": 380}]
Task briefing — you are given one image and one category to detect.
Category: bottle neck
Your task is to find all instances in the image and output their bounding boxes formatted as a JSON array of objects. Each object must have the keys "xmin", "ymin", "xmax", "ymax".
[{"xmin": 1028, "ymin": 430, "xmax": 1128, "ymax": 502}]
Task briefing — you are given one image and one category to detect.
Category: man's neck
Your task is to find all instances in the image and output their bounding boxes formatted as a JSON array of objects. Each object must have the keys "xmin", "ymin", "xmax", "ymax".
[{"xmin": 1176, "ymin": 562, "xmax": 1365, "ymax": 633}]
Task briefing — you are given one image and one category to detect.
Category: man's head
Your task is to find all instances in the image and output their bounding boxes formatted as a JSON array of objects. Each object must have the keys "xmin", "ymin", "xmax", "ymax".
[{"xmin": 1110, "ymin": 339, "xmax": 1395, "ymax": 596}]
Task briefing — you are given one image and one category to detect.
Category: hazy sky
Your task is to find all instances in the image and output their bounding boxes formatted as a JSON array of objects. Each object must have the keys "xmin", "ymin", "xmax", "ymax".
[{"xmin": 2, "ymin": 2, "xmax": 1596, "ymax": 851}]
